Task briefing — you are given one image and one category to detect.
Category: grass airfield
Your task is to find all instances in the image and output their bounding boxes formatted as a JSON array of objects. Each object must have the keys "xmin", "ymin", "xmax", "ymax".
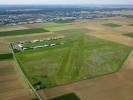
[
  {"xmin": 0, "ymin": 17, "xmax": 133, "ymax": 100},
  {"xmin": 16, "ymin": 30, "xmax": 132, "ymax": 89}
]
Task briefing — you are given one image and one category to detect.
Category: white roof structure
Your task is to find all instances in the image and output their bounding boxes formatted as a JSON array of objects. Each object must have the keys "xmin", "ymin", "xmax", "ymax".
[{"xmin": 18, "ymin": 44, "xmax": 23, "ymax": 48}]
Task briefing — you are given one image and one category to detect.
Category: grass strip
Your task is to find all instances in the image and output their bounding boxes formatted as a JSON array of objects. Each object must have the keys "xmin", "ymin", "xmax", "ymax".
[
  {"xmin": 103, "ymin": 23, "xmax": 121, "ymax": 27},
  {"xmin": 51, "ymin": 93, "xmax": 80, "ymax": 100},
  {"xmin": 0, "ymin": 28, "xmax": 49, "ymax": 36},
  {"xmin": 0, "ymin": 53, "xmax": 13, "ymax": 60}
]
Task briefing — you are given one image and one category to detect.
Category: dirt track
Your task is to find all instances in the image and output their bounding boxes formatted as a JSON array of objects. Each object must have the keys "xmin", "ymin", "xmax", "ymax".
[
  {"xmin": 0, "ymin": 60, "xmax": 35, "ymax": 100},
  {"xmin": 39, "ymin": 33, "xmax": 133, "ymax": 100}
]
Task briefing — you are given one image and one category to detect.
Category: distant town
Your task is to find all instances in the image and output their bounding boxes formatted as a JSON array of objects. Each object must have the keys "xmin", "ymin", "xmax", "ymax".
[{"xmin": 0, "ymin": 5, "xmax": 133, "ymax": 26}]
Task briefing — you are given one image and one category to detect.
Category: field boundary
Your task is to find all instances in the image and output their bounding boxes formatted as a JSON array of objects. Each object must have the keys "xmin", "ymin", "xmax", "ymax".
[
  {"xmin": 86, "ymin": 32, "xmax": 133, "ymax": 47},
  {"xmin": 0, "ymin": 28, "xmax": 49, "ymax": 37},
  {"xmin": 10, "ymin": 44, "xmax": 43, "ymax": 100}
]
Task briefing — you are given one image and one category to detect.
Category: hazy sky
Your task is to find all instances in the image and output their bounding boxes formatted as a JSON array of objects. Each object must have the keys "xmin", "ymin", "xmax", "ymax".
[{"xmin": 0, "ymin": 0, "xmax": 133, "ymax": 5}]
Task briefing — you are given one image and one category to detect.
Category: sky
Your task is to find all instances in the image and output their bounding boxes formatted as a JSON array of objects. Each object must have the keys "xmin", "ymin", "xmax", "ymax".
[{"xmin": 0, "ymin": 0, "xmax": 133, "ymax": 5}]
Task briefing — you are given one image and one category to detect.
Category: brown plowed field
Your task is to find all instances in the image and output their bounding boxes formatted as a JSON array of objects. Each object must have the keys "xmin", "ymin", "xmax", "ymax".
[
  {"xmin": 0, "ymin": 60, "xmax": 34, "ymax": 100},
  {"xmin": 86, "ymin": 33, "xmax": 133, "ymax": 47},
  {"xmin": 0, "ymin": 26, "xmax": 28, "ymax": 32}
]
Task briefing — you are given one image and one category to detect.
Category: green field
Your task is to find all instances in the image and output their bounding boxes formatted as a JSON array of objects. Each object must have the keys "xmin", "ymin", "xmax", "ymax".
[
  {"xmin": 44, "ymin": 22, "xmax": 76, "ymax": 31},
  {"xmin": 0, "ymin": 22, "xmax": 76, "ymax": 37},
  {"xmin": 51, "ymin": 93, "xmax": 80, "ymax": 100},
  {"xmin": 0, "ymin": 53, "xmax": 13, "ymax": 60},
  {"xmin": 15, "ymin": 32, "xmax": 132, "ymax": 89},
  {"xmin": 103, "ymin": 23, "xmax": 122, "ymax": 27},
  {"xmin": 0, "ymin": 28, "xmax": 49, "ymax": 36}
]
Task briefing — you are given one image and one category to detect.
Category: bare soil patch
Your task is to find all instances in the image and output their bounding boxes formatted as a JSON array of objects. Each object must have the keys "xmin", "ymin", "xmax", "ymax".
[
  {"xmin": 0, "ymin": 60, "xmax": 35, "ymax": 100},
  {"xmin": 0, "ymin": 42, "xmax": 11, "ymax": 54},
  {"xmin": 0, "ymin": 26, "xmax": 28, "ymax": 32},
  {"xmin": 86, "ymin": 32, "xmax": 133, "ymax": 47}
]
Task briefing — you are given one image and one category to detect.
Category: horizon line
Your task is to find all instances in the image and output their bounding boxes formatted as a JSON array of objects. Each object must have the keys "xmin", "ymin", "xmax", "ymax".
[{"xmin": 0, "ymin": 4, "xmax": 133, "ymax": 5}]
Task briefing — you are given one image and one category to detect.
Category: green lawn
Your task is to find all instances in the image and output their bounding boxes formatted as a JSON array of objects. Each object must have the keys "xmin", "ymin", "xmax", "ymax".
[
  {"xmin": 0, "ymin": 28, "xmax": 49, "ymax": 36},
  {"xmin": 51, "ymin": 93, "xmax": 80, "ymax": 100},
  {"xmin": 103, "ymin": 23, "xmax": 122, "ymax": 27},
  {"xmin": 15, "ymin": 32, "xmax": 132, "ymax": 89}
]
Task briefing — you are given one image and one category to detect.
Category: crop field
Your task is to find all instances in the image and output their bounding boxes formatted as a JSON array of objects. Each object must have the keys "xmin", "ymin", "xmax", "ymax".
[
  {"xmin": 15, "ymin": 31, "xmax": 132, "ymax": 89},
  {"xmin": 0, "ymin": 60, "xmax": 34, "ymax": 100},
  {"xmin": 0, "ymin": 53, "xmax": 13, "ymax": 60},
  {"xmin": 0, "ymin": 17, "xmax": 133, "ymax": 100},
  {"xmin": 0, "ymin": 25, "xmax": 28, "ymax": 32},
  {"xmin": 124, "ymin": 32, "xmax": 133, "ymax": 37},
  {"xmin": 0, "ymin": 22, "xmax": 77, "ymax": 37},
  {"xmin": 129, "ymin": 24, "xmax": 133, "ymax": 26},
  {"xmin": 0, "ymin": 42, "xmax": 11, "ymax": 53},
  {"xmin": 44, "ymin": 22, "xmax": 76, "ymax": 31},
  {"xmin": 51, "ymin": 93, "xmax": 80, "ymax": 100},
  {"xmin": 102, "ymin": 23, "xmax": 122, "ymax": 27},
  {"xmin": 0, "ymin": 28, "xmax": 49, "ymax": 36}
]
